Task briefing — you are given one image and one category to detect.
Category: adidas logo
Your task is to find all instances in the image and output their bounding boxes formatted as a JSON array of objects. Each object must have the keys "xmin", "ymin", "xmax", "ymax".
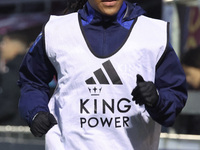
[
  {"xmin": 86, "ymin": 60, "xmax": 123, "ymax": 96},
  {"xmin": 86, "ymin": 60, "xmax": 123, "ymax": 85}
]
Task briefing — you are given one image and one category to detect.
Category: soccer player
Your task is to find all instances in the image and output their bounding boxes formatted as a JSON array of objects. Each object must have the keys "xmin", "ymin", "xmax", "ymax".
[{"xmin": 18, "ymin": 0, "xmax": 187, "ymax": 149}]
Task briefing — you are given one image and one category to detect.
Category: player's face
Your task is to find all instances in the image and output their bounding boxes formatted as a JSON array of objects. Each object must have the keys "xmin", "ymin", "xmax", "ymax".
[{"xmin": 88, "ymin": 0, "xmax": 124, "ymax": 16}]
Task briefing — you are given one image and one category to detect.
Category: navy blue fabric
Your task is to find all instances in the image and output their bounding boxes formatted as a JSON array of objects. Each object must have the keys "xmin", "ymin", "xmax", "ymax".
[
  {"xmin": 150, "ymin": 43, "xmax": 187, "ymax": 126},
  {"xmin": 18, "ymin": 1, "xmax": 187, "ymax": 126},
  {"xmin": 79, "ymin": 2, "xmax": 144, "ymax": 57},
  {"xmin": 18, "ymin": 34, "xmax": 56, "ymax": 125}
]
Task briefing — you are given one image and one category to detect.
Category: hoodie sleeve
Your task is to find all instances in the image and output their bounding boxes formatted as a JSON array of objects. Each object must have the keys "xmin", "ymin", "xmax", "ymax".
[
  {"xmin": 146, "ymin": 43, "xmax": 188, "ymax": 127},
  {"xmin": 18, "ymin": 33, "xmax": 56, "ymax": 126}
]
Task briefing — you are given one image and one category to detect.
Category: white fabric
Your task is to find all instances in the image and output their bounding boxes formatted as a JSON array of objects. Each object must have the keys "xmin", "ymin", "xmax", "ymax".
[{"xmin": 44, "ymin": 13, "xmax": 168, "ymax": 150}]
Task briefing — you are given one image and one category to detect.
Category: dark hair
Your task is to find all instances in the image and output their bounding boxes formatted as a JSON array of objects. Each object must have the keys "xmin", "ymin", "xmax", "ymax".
[
  {"xmin": 64, "ymin": 0, "xmax": 87, "ymax": 14},
  {"xmin": 181, "ymin": 46, "xmax": 200, "ymax": 68}
]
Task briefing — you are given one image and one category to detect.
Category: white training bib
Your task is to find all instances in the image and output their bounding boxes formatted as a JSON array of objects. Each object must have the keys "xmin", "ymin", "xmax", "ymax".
[{"xmin": 44, "ymin": 12, "xmax": 168, "ymax": 150}]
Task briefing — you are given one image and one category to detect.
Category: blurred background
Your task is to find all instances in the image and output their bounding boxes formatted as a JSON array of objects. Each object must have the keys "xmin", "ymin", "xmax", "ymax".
[{"xmin": 0, "ymin": 0, "xmax": 200, "ymax": 149}]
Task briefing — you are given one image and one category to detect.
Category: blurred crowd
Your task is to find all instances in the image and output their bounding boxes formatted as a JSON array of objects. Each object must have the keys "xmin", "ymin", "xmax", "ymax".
[
  {"xmin": 0, "ymin": 0, "xmax": 67, "ymax": 126},
  {"xmin": 0, "ymin": 27, "xmax": 42, "ymax": 125}
]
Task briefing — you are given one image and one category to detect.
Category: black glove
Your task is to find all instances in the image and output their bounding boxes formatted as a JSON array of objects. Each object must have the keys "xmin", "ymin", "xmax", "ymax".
[
  {"xmin": 131, "ymin": 74, "xmax": 159, "ymax": 107},
  {"xmin": 30, "ymin": 111, "xmax": 57, "ymax": 137}
]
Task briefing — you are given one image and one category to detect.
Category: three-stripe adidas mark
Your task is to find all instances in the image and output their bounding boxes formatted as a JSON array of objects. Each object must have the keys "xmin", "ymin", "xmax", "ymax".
[{"xmin": 86, "ymin": 60, "xmax": 123, "ymax": 85}]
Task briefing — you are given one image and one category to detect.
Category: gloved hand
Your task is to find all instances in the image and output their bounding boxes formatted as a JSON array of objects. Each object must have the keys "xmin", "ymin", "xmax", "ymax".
[
  {"xmin": 131, "ymin": 74, "xmax": 159, "ymax": 107},
  {"xmin": 30, "ymin": 111, "xmax": 57, "ymax": 137}
]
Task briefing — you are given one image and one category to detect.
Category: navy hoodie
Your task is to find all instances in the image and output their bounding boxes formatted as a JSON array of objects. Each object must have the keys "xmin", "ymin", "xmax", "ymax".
[{"xmin": 18, "ymin": 1, "xmax": 187, "ymax": 126}]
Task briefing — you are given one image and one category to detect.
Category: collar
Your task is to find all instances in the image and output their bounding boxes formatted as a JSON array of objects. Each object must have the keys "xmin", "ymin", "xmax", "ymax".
[{"xmin": 79, "ymin": 1, "xmax": 145, "ymax": 26}]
